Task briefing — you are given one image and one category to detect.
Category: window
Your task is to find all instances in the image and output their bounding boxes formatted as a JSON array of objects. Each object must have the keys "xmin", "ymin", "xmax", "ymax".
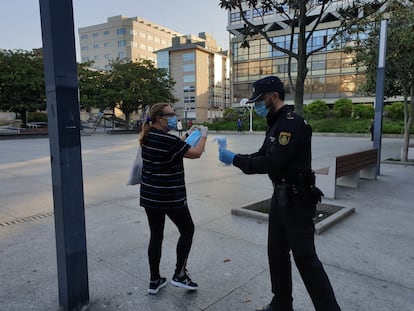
[
  {"xmin": 103, "ymin": 31, "xmax": 110, "ymax": 36},
  {"xmin": 92, "ymin": 32, "xmax": 98, "ymax": 38},
  {"xmin": 93, "ymin": 44, "xmax": 99, "ymax": 49},
  {"xmin": 82, "ymin": 57, "xmax": 89, "ymax": 62},
  {"xmin": 118, "ymin": 52, "xmax": 125, "ymax": 58},
  {"xmin": 183, "ymin": 86, "xmax": 195, "ymax": 92},
  {"xmin": 184, "ymin": 96, "xmax": 196, "ymax": 103},
  {"xmin": 80, "ymin": 34, "xmax": 88, "ymax": 40},
  {"xmin": 104, "ymin": 54, "xmax": 110, "ymax": 59},
  {"xmin": 118, "ymin": 40, "xmax": 127, "ymax": 47},
  {"xmin": 183, "ymin": 64, "xmax": 195, "ymax": 72},
  {"xmin": 253, "ymin": 8, "xmax": 273, "ymax": 18},
  {"xmin": 182, "ymin": 52, "xmax": 195, "ymax": 61},
  {"xmin": 230, "ymin": 10, "xmax": 250, "ymax": 23},
  {"xmin": 93, "ymin": 55, "xmax": 99, "ymax": 60},
  {"xmin": 81, "ymin": 46, "xmax": 88, "ymax": 51},
  {"xmin": 157, "ymin": 51, "xmax": 169, "ymax": 69},
  {"xmin": 117, "ymin": 28, "xmax": 126, "ymax": 35},
  {"xmin": 183, "ymin": 75, "xmax": 195, "ymax": 83},
  {"xmin": 104, "ymin": 42, "xmax": 110, "ymax": 48}
]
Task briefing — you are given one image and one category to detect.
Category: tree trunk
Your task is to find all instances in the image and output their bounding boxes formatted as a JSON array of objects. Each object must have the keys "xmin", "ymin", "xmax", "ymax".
[
  {"xmin": 401, "ymin": 86, "xmax": 413, "ymax": 162},
  {"xmin": 294, "ymin": 0, "xmax": 308, "ymax": 117},
  {"xmin": 125, "ymin": 111, "xmax": 131, "ymax": 130}
]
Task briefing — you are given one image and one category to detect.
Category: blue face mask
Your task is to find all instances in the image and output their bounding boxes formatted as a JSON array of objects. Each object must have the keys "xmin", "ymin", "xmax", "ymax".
[
  {"xmin": 254, "ymin": 101, "xmax": 269, "ymax": 118},
  {"xmin": 167, "ymin": 116, "xmax": 177, "ymax": 130}
]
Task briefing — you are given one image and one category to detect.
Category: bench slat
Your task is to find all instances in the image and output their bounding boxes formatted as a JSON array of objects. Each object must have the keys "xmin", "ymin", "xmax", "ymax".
[{"xmin": 336, "ymin": 149, "xmax": 377, "ymax": 177}]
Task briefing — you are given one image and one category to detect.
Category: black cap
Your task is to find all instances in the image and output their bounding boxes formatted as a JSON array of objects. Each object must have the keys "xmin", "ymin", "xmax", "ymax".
[{"xmin": 247, "ymin": 76, "xmax": 285, "ymax": 103}]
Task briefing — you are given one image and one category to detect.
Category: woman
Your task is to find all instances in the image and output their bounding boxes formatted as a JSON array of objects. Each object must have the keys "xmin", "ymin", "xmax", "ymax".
[{"xmin": 139, "ymin": 103, "xmax": 208, "ymax": 295}]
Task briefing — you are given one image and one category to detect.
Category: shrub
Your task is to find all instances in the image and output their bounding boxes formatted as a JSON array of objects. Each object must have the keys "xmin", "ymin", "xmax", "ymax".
[
  {"xmin": 27, "ymin": 112, "xmax": 48, "ymax": 122},
  {"xmin": 305, "ymin": 100, "xmax": 329, "ymax": 119},
  {"xmin": 384, "ymin": 102, "xmax": 404, "ymax": 121},
  {"xmin": 333, "ymin": 98, "xmax": 353, "ymax": 118},
  {"xmin": 352, "ymin": 104, "xmax": 374, "ymax": 119}
]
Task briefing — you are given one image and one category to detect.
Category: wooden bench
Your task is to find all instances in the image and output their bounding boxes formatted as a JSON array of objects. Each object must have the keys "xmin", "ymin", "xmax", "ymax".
[{"xmin": 315, "ymin": 149, "xmax": 378, "ymax": 199}]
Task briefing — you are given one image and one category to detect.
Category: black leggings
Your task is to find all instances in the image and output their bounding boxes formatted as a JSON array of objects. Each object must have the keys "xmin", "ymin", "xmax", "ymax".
[{"xmin": 144, "ymin": 206, "xmax": 195, "ymax": 281}]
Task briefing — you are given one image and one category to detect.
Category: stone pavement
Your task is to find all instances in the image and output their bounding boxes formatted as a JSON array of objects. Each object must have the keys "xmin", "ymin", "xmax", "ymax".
[{"xmin": 0, "ymin": 133, "xmax": 413, "ymax": 311}]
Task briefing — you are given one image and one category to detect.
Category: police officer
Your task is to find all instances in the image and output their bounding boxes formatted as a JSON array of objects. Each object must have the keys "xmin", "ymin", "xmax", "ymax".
[{"xmin": 219, "ymin": 76, "xmax": 341, "ymax": 311}]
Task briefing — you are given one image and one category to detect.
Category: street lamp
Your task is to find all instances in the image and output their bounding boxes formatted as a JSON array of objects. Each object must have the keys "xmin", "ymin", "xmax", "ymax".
[{"xmin": 240, "ymin": 98, "xmax": 253, "ymax": 132}]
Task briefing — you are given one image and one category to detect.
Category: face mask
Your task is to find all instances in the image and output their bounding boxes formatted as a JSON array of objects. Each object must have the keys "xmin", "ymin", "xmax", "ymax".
[
  {"xmin": 254, "ymin": 101, "xmax": 269, "ymax": 118},
  {"xmin": 167, "ymin": 116, "xmax": 177, "ymax": 130}
]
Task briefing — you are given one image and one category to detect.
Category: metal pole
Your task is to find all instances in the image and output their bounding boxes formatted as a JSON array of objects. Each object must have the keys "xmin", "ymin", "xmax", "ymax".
[
  {"xmin": 249, "ymin": 105, "xmax": 253, "ymax": 132},
  {"xmin": 373, "ymin": 19, "xmax": 388, "ymax": 175},
  {"xmin": 39, "ymin": 1, "xmax": 89, "ymax": 310}
]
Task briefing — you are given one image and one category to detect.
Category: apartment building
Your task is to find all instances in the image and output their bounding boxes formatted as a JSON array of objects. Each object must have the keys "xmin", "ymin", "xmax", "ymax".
[
  {"xmin": 78, "ymin": 15, "xmax": 182, "ymax": 70},
  {"xmin": 157, "ymin": 33, "xmax": 230, "ymax": 124},
  {"xmin": 227, "ymin": 2, "xmax": 372, "ymax": 106}
]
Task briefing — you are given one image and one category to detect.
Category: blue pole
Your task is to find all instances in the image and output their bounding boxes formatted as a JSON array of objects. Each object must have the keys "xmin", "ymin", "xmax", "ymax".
[
  {"xmin": 373, "ymin": 19, "xmax": 388, "ymax": 175},
  {"xmin": 39, "ymin": 0, "xmax": 89, "ymax": 310}
]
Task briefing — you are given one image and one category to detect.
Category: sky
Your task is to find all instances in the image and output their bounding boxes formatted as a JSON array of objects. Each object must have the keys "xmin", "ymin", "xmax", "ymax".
[{"xmin": 0, "ymin": 0, "xmax": 229, "ymax": 60}]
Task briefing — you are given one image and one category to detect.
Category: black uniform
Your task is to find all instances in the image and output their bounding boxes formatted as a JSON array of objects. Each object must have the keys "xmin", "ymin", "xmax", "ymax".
[{"xmin": 233, "ymin": 105, "xmax": 341, "ymax": 311}]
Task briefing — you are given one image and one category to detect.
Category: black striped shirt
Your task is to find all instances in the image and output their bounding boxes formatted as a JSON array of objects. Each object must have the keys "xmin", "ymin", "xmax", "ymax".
[{"xmin": 140, "ymin": 128, "xmax": 191, "ymax": 209}]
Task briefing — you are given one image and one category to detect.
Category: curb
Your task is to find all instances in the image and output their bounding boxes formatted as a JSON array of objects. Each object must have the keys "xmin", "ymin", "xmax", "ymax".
[{"xmin": 231, "ymin": 206, "xmax": 355, "ymax": 234}]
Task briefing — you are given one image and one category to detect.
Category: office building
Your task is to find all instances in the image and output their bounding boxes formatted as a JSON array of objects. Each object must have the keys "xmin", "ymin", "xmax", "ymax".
[
  {"xmin": 227, "ymin": 2, "xmax": 371, "ymax": 105},
  {"xmin": 157, "ymin": 33, "xmax": 230, "ymax": 123},
  {"xmin": 78, "ymin": 15, "xmax": 182, "ymax": 70}
]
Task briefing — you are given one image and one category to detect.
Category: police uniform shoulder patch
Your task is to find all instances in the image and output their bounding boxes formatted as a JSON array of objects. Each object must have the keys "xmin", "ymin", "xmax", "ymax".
[
  {"xmin": 278, "ymin": 132, "xmax": 291, "ymax": 145},
  {"xmin": 286, "ymin": 112, "xmax": 294, "ymax": 120}
]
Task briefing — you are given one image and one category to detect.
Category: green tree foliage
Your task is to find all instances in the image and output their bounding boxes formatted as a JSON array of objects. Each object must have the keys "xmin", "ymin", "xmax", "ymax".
[
  {"xmin": 0, "ymin": 50, "xmax": 45, "ymax": 126},
  {"xmin": 108, "ymin": 59, "xmax": 177, "ymax": 128},
  {"xmin": 219, "ymin": 0, "xmax": 387, "ymax": 116},
  {"xmin": 77, "ymin": 59, "xmax": 177, "ymax": 129},
  {"xmin": 78, "ymin": 61, "xmax": 109, "ymax": 113},
  {"xmin": 384, "ymin": 102, "xmax": 404, "ymax": 121},
  {"xmin": 333, "ymin": 98, "xmax": 352, "ymax": 118},
  {"xmin": 351, "ymin": 0, "xmax": 414, "ymax": 161},
  {"xmin": 352, "ymin": 104, "xmax": 374, "ymax": 119},
  {"xmin": 304, "ymin": 100, "xmax": 329, "ymax": 119}
]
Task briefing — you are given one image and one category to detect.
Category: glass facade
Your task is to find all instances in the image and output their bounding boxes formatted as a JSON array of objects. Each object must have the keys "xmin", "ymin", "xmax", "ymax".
[{"xmin": 231, "ymin": 27, "xmax": 366, "ymax": 103}]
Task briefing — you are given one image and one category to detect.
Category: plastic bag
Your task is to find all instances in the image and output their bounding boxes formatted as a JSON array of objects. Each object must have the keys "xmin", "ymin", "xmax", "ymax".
[
  {"xmin": 185, "ymin": 129, "xmax": 202, "ymax": 147},
  {"xmin": 127, "ymin": 145, "xmax": 142, "ymax": 185}
]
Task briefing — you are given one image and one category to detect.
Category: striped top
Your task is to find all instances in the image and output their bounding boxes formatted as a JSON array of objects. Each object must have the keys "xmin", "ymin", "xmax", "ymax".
[{"xmin": 140, "ymin": 128, "xmax": 191, "ymax": 209}]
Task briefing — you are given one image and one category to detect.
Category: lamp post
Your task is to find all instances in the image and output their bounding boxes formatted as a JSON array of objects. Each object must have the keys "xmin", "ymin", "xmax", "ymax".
[{"xmin": 240, "ymin": 98, "xmax": 253, "ymax": 132}]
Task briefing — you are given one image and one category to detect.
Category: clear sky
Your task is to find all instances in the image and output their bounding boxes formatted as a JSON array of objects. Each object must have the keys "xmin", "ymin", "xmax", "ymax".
[{"xmin": 0, "ymin": 0, "xmax": 229, "ymax": 60}]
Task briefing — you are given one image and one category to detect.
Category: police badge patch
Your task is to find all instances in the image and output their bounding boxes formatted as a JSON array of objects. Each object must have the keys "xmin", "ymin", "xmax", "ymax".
[{"xmin": 278, "ymin": 132, "xmax": 291, "ymax": 145}]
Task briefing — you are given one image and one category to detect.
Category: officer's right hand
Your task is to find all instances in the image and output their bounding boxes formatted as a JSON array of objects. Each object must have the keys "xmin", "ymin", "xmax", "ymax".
[{"xmin": 219, "ymin": 148, "xmax": 235, "ymax": 165}]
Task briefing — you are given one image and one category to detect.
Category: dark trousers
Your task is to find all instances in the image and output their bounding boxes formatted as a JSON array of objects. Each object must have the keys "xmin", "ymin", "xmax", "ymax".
[
  {"xmin": 268, "ymin": 192, "xmax": 341, "ymax": 311},
  {"xmin": 144, "ymin": 206, "xmax": 194, "ymax": 280}
]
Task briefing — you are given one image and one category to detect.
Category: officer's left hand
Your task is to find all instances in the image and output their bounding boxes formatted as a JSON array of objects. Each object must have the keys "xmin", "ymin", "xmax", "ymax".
[{"xmin": 219, "ymin": 148, "xmax": 235, "ymax": 165}]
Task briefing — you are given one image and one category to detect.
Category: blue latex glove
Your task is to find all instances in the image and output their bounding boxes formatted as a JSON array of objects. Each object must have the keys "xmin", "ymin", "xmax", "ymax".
[{"xmin": 219, "ymin": 148, "xmax": 235, "ymax": 165}]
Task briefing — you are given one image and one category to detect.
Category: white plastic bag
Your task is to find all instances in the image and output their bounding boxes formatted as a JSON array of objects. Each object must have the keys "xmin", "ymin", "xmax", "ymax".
[{"xmin": 127, "ymin": 145, "xmax": 142, "ymax": 185}]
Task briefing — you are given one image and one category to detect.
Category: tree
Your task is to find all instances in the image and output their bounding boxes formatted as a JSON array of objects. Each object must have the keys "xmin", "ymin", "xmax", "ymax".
[
  {"xmin": 219, "ymin": 0, "xmax": 387, "ymax": 116},
  {"xmin": 108, "ymin": 59, "xmax": 177, "ymax": 129},
  {"xmin": 0, "ymin": 50, "xmax": 45, "ymax": 126},
  {"xmin": 78, "ymin": 61, "xmax": 109, "ymax": 114},
  {"xmin": 351, "ymin": 0, "xmax": 414, "ymax": 162}
]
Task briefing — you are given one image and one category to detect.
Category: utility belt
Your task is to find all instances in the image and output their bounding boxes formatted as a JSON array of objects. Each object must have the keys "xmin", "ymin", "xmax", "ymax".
[{"xmin": 272, "ymin": 171, "xmax": 323, "ymax": 207}]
